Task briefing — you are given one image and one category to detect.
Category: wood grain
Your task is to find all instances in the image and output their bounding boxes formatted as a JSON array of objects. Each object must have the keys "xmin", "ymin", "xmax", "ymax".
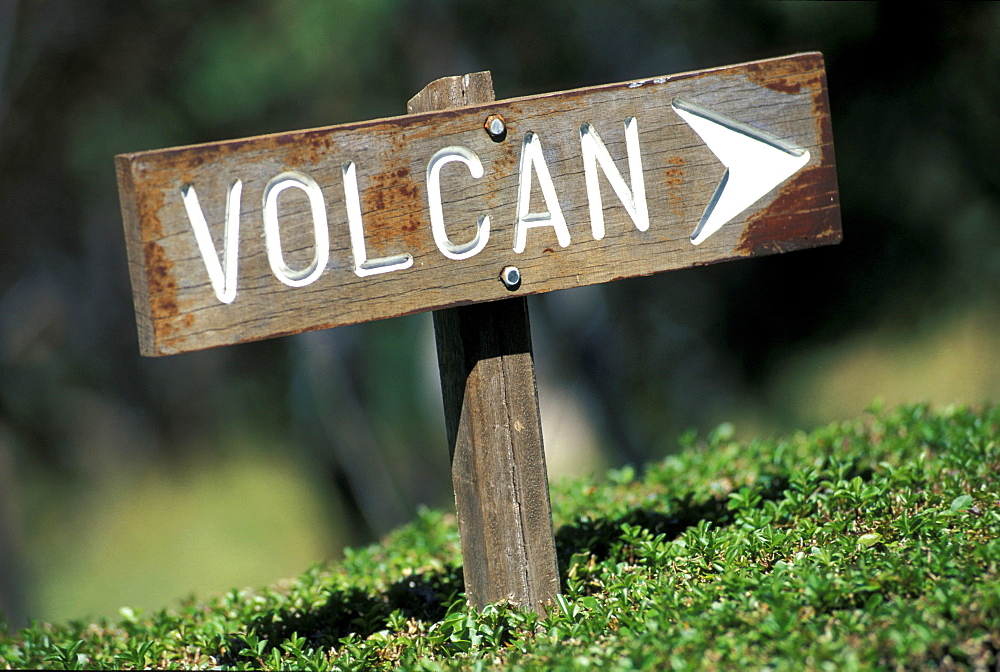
[
  {"xmin": 413, "ymin": 72, "xmax": 560, "ymax": 614},
  {"xmin": 117, "ymin": 52, "xmax": 840, "ymax": 356}
]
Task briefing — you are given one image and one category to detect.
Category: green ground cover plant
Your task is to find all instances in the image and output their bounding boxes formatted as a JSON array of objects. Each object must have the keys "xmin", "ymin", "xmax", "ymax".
[{"xmin": 2, "ymin": 403, "xmax": 998, "ymax": 670}]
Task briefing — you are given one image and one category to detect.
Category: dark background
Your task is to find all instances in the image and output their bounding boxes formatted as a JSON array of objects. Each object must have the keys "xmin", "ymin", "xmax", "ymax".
[{"xmin": 1, "ymin": 0, "xmax": 997, "ymax": 626}]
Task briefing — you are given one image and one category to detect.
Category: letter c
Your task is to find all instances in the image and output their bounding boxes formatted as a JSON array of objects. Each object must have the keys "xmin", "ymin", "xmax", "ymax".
[{"xmin": 426, "ymin": 146, "xmax": 490, "ymax": 260}]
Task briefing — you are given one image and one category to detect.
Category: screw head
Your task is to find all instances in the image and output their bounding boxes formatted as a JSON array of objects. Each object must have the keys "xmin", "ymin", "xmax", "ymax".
[
  {"xmin": 484, "ymin": 114, "xmax": 507, "ymax": 141},
  {"xmin": 500, "ymin": 265, "xmax": 521, "ymax": 289}
]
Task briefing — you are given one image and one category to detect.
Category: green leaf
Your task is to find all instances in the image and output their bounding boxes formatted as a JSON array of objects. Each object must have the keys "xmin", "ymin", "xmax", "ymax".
[
  {"xmin": 950, "ymin": 494, "xmax": 973, "ymax": 512},
  {"xmin": 858, "ymin": 533, "xmax": 882, "ymax": 547}
]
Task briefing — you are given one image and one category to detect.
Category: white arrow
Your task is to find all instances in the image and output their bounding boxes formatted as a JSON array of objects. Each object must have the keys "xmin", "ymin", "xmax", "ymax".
[{"xmin": 672, "ymin": 98, "xmax": 810, "ymax": 245}]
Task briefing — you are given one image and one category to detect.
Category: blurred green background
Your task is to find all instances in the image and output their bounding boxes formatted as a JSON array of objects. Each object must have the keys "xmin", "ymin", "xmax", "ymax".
[{"xmin": 0, "ymin": 0, "xmax": 998, "ymax": 627}]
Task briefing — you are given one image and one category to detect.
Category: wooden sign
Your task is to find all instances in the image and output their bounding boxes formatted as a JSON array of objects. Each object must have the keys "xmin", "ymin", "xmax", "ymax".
[
  {"xmin": 117, "ymin": 52, "xmax": 839, "ymax": 356},
  {"xmin": 116, "ymin": 56, "xmax": 841, "ymax": 616}
]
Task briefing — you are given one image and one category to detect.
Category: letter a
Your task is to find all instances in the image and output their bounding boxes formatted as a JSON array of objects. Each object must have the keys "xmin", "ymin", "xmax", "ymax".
[{"xmin": 513, "ymin": 132, "xmax": 570, "ymax": 253}]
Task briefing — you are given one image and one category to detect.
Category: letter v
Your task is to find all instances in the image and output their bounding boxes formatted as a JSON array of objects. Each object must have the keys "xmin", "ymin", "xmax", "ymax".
[{"xmin": 181, "ymin": 180, "xmax": 242, "ymax": 304}]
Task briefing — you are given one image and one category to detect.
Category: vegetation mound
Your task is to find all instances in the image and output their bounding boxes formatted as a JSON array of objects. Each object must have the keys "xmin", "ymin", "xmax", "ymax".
[{"xmin": 2, "ymin": 404, "xmax": 998, "ymax": 670}]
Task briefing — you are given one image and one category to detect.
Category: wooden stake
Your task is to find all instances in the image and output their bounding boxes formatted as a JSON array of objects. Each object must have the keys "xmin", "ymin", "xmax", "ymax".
[{"xmin": 408, "ymin": 72, "xmax": 561, "ymax": 614}]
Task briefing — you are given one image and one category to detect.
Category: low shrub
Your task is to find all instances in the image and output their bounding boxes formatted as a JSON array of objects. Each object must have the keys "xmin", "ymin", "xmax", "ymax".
[{"xmin": 2, "ymin": 404, "xmax": 998, "ymax": 670}]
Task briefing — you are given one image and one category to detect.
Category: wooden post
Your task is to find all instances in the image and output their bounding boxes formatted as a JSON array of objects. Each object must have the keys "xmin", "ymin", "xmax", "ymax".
[{"xmin": 407, "ymin": 72, "xmax": 561, "ymax": 613}]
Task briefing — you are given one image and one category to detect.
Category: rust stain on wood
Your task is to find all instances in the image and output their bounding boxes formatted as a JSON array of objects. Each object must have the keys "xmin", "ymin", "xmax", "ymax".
[
  {"xmin": 810, "ymin": 67, "xmax": 836, "ymax": 152},
  {"xmin": 736, "ymin": 164, "xmax": 841, "ymax": 256},
  {"xmin": 142, "ymin": 239, "xmax": 197, "ymax": 348},
  {"xmin": 742, "ymin": 52, "xmax": 825, "ymax": 95},
  {"xmin": 143, "ymin": 241, "xmax": 177, "ymax": 314},
  {"xmin": 484, "ymin": 140, "xmax": 518, "ymax": 211},
  {"xmin": 135, "ymin": 176, "xmax": 167, "ymax": 242},
  {"xmin": 665, "ymin": 156, "xmax": 685, "ymax": 218},
  {"xmin": 362, "ymin": 165, "xmax": 427, "ymax": 249},
  {"xmin": 140, "ymin": 215, "xmax": 198, "ymax": 349},
  {"xmin": 369, "ymin": 167, "xmax": 419, "ymax": 207},
  {"xmin": 283, "ymin": 134, "xmax": 334, "ymax": 168},
  {"xmin": 665, "ymin": 160, "xmax": 685, "ymax": 186}
]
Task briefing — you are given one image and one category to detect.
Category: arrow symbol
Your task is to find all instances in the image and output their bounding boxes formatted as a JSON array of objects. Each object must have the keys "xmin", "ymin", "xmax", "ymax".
[{"xmin": 672, "ymin": 98, "xmax": 810, "ymax": 245}]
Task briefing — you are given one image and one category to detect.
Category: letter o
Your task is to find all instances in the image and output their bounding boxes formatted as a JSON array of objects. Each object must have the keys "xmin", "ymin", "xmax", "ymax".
[{"xmin": 262, "ymin": 171, "xmax": 329, "ymax": 288}]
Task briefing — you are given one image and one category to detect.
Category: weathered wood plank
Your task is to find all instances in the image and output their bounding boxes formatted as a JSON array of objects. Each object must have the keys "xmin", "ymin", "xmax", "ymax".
[
  {"xmin": 414, "ymin": 72, "xmax": 560, "ymax": 613},
  {"xmin": 117, "ymin": 52, "xmax": 840, "ymax": 356},
  {"xmin": 433, "ymin": 300, "xmax": 559, "ymax": 612}
]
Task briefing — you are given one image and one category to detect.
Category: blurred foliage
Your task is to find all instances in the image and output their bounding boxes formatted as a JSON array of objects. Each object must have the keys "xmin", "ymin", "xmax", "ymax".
[
  {"xmin": 25, "ymin": 442, "xmax": 341, "ymax": 623},
  {"xmin": 0, "ymin": 0, "xmax": 998, "ymax": 625}
]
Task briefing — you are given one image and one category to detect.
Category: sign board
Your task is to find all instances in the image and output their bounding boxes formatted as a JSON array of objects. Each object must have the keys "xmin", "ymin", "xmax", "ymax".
[{"xmin": 116, "ymin": 52, "xmax": 840, "ymax": 357}]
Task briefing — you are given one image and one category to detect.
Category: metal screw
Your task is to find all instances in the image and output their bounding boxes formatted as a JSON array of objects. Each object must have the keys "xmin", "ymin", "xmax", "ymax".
[
  {"xmin": 484, "ymin": 114, "xmax": 506, "ymax": 141},
  {"xmin": 500, "ymin": 265, "xmax": 521, "ymax": 289}
]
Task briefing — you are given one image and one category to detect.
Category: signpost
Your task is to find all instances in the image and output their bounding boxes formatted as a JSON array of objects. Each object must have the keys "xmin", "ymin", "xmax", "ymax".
[
  {"xmin": 409, "ymin": 72, "xmax": 560, "ymax": 613},
  {"xmin": 116, "ymin": 52, "xmax": 841, "ymax": 613}
]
